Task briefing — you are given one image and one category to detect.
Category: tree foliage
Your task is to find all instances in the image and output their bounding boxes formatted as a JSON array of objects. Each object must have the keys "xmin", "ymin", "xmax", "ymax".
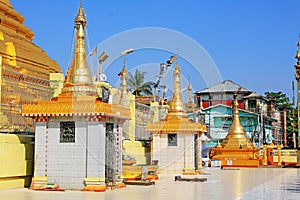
[
  {"xmin": 265, "ymin": 91, "xmax": 292, "ymax": 108},
  {"xmin": 265, "ymin": 91, "xmax": 298, "ymax": 148},
  {"xmin": 127, "ymin": 69, "xmax": 155, "ymax": 96}
]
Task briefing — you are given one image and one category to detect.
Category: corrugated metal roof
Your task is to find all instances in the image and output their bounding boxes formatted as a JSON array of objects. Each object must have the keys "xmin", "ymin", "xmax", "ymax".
[{"xmin": 196, "ymin": 80, "xmax": 251, "ymax": 94}]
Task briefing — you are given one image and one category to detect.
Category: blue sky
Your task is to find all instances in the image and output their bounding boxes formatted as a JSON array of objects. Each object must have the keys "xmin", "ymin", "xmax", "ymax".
[{"xmin": 10, "ymin": 0, "xmax": 300, "ymax": 101}]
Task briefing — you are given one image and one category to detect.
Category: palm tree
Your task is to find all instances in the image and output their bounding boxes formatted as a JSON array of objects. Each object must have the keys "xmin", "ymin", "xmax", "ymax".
[{"xmin": 127, "ymin": 69, "xmax": 155, "ymax": 96}]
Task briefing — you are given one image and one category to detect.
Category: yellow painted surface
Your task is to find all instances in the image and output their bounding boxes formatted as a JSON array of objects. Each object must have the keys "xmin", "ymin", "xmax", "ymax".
[
  {"xmin": 0, "ymin": 143, "xmax": 33, "ymax": 161},
  {"xmin": 0, "ymin": 176, "xmax": 31, "ymax": 190},
  {"xmin": 0, "ymin": 134, "xmax": 34, "ymax": 190},
  {"xmin": 272, "ymin": 149, "xmax": 297, "ymax": 163},
  {"xmin": 0, "ymin": 160, "xmax": 33, "ymax": 177},
  {"xmin": 128, "ymin": 94, "xmax": 136, "ymax": 140},
  {"xmin": 221, "ymin": 159, "xmax": 259, "ymax": 167},
  {"xmin": 0, "ymin": 133, "xmax": 33, "ymax": 143},
  {"xmin": 123, "ymin": 140, "xmax": 146, "ymax": 164},
  {"xmin": 84, "ymin": 177, "xmax": 105, "ymax": 183},
  {"xmin": 49, "ymin": 73, "xmax": 65, "ymax": 98},
  {"xmin": 122, "ymin": 165, "xmax": 159, "ymax": 179}
]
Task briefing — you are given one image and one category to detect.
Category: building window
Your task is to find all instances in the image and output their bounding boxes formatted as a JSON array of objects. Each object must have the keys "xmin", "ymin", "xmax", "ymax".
[
  {"xmin": 60, "ymin": 121, "xmax": 75, "ymax": 143},
  {"xmin": 248, "ymin": 100, "xmax": 256, "ymax": 109},
  {"xmin": 168, "ymin": 134, "xmax": 177, "ymax": 146}
]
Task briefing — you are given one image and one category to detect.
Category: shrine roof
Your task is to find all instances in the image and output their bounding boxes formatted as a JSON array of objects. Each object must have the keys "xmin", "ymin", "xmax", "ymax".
[
  {"xmin": 22, "ymin": 99, "xmax": 130, "ymax": 119},
  {"xmin": 146, "ymin": 115, "xmax": 206, "ymax": 133}
]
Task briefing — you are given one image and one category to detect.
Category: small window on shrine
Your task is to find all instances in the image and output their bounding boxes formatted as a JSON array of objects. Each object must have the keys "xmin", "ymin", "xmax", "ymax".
[
  {"xmin": 60, "ymin": 121, "xmax": 75, "ymax": 143},
  {"xmin": 168, "ymin": 134, "xmax": 177, "ymax": 146}
]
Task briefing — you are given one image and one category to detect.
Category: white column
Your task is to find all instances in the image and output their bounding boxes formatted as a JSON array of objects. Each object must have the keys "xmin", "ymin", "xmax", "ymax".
[
  {"xmin": 99, "ymin": 122, "xmax": 105, "ymax": 177},
  {"xmin": 116, "ymin": 124, "xmax": 122, "ymax": 177},
  {"xmin": 87, "ymin": 121, "xmax": 101, "ymax": 177},
  {"xmin": 34, "ymin": 122, "xmax": 47, "ymax": 176}
]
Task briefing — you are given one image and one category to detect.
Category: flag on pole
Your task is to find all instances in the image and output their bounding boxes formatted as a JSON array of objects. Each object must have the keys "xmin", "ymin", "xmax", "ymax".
[{"xmin": 89, "ymin": 47, "xmax": 97, "ymax": 56}]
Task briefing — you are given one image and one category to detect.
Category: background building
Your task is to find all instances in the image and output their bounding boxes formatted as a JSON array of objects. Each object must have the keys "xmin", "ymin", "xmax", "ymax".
[{"xmin": 195, "ymin": 80, "xmax": 282, "ymax": 147}]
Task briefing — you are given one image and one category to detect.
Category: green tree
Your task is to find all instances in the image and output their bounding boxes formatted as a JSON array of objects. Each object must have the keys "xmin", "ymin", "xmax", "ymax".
[
  {"xmin": 127, "ymin": 69, "xmax": 155, "ymax": 96},
  {"xmin": 265, "ymin": 91, "xmax": 298, "ymax": 148},
  {"xmin": 265, "ymin": 91, "xmax": 291, "ymax": 107}
]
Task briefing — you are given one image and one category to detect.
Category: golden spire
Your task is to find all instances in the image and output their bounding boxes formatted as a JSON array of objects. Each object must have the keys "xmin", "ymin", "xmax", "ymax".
[
  {"xmin": 187, "ymin": 77, "xmax": 193, "ymax": 105},
  {"xmin": 228, "ymin": 93, "xmax": 245, "ymax": 135},
  {"xmin": 60, "ymin": 1, "xmax": 97, "ymax": 97},
  {"xmin": 119, "ymin": 61, "xmax": 128, "ymax": 99},
  {"xmin": 169, "ymin": 57, "xmax": 185, "ymax": 113},
  {"xmin": 146, "ymin": 55, "xmax": 206, "ymax": 134}
]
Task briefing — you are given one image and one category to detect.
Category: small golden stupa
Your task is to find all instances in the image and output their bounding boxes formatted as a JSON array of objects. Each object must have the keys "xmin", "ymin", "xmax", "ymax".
[
  {"xmin": 146, "ymin": 58, "xmax": 206, "ymax": 173},
  {"xmin": 146, "ymin": 59, "xmax": 206, "ymax": 133},
  {"xmin": 22, "ymin": 1, "xmax": 130, "ymax": 190},
  {"xmin": 211, "ymin": 93, "xmax": 260, "ymax": 167},
  {"xmin": 22, "ymin": 2, "xmax": 129, "ymax": 118}
]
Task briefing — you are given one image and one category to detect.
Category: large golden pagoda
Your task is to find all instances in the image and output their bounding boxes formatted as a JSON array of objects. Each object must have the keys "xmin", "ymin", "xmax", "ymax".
[
  {"xmin": 211, "ymin": 93, "xmax": 260, "ymax": 167},
  {"xmin": 0, "ymin": 0, "xmax": 61, "ymax": 131},
  {"xmin": 146, "ymin": 59, "xmax": 206, "ymax": 173}
]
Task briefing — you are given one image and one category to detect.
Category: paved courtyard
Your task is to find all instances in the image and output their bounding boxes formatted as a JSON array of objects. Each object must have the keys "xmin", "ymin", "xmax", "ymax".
[{"xmin": 0, "ymin": 168, "xmax": 299, "ymax": 200}]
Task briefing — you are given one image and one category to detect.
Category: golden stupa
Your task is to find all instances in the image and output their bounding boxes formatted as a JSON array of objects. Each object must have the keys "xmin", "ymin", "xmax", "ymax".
[
  {"xmin": 146, "ymin": 59, "xmax": 206, "ymax": 173},
  {"xmin": 211, "ymin": 93, "xmax": 260, "ymax": 167},
  {"xmin": 22, "ymin": 1, "xmax": 129, "ymax": 120},
  {"xmin": 146, "ymin": 60, "xmax": 206, "ymax": 133}
]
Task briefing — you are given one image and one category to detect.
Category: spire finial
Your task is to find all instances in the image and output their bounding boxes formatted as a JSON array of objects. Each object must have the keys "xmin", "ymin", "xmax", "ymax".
[
  {"xmin": 170, "ymin": 54, "xmax": 184, "ymax": 112},
  {"xmin": 75, "ymin": 0, "xmax": 86, "ymax": 27},
  {"xmin": 188, "ymin": 76, "xmax": 192, "ymax": 90}
]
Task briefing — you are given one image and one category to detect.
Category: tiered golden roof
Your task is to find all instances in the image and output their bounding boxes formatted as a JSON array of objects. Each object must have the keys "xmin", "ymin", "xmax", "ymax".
[
  {"xmin": 146, "ymin": 59, "xmax": 206, "ymax": 133},
  {"xmin": 22, "ymin": 2, "xmax": 130, "ymax": 120}
]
